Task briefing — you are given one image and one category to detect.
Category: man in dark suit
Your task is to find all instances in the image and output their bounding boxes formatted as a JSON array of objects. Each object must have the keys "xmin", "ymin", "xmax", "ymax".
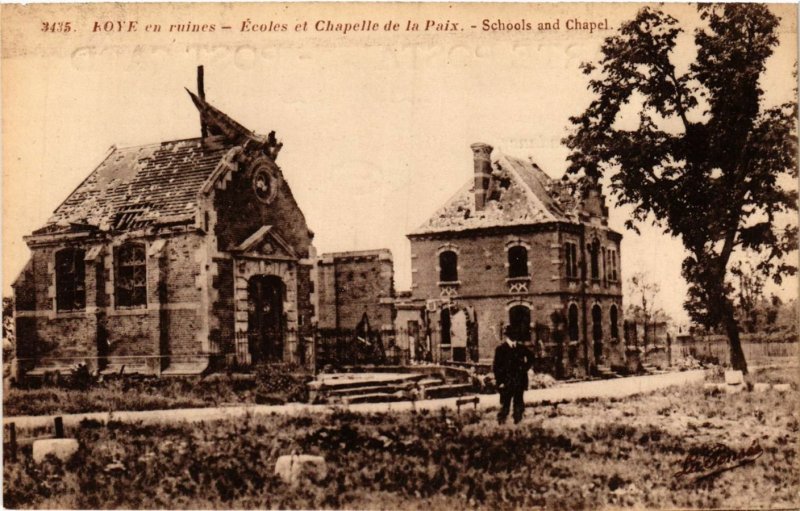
[{"xmin": 493, "ymin": 325, "xmax": 535, "ymax": 424}]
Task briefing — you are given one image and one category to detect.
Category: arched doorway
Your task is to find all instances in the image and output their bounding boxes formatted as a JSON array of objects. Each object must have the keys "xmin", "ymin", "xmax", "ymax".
[
  {"xmin": 247, "ymin": 275, "xmax": 285, "ymax": 363},
  {"xmin": 508, "ymin": 305, "xmax": 531, "ymax": 343},
  {"xmin": 592, "ymin": 304, "xmax": 603, "ymax": 362},
  {"xmin": 568, "ymin": 304, "xmax": 579, "ymax": 342}
]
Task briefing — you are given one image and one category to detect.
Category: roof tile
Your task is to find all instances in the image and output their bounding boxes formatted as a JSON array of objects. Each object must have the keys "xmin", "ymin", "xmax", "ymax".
[{"xmin": 41, "ymin": 138, "xmax": 232, "ymax": 234}]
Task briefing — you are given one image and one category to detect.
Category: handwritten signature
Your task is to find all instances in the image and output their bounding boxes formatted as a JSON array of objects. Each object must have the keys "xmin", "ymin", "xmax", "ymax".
[{"xmin": 674, "ymin": 441, "xmax": 763, "ymax": 483}]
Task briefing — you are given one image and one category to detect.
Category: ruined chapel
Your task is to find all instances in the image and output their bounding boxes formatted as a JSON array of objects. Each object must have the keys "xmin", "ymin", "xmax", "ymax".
[{"xmin": 13, "ymin": 75, "xmax": 319, "ymax": 377}]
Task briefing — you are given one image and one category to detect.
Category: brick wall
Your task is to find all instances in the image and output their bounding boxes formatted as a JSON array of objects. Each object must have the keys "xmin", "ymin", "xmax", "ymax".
[
  {"xmin": 34, "ymin": 316, "xmax": 98, "ymax": 360},
  {"xmin": 409, "ymin": 229, "xmax": 562, "ymax": 300},
  {"xmin": 408, "ymin": 223, "xmax": 624, "ymax": 374},
  {"xmin": 211, "ymin": 257, "xmax": 234, "ymax": 352},
  {"xmin": 14, "ymin": 232, "xmax": 209, "ymax": 371},
  {"xmin": 213, "ymin": 158, "xmax": 313, "ymax": 258},
  {"xmin": 106, "ymin": 312, "xmax": 157, "ymax": 357},
  {"xmin": 295, "ymin": 262, "xmax": 315, "ymax": 334},
  {"xmin": 317, "ymin": 251, "xmax": 394, "ymax": 329}
]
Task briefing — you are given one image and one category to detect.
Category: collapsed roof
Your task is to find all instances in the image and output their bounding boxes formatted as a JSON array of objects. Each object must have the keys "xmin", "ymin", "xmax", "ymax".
[
  {"xmin": 410, "ymin": 151, "xmax": 583, "ymax": 236},
  {"xmin": 31, "ymin": 90, "xmax": 281, "ymax": 237}
]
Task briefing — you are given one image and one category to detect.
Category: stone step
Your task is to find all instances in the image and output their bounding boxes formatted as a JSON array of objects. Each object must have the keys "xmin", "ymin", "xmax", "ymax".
[
  {"xmin": 417, "ymin": 377, "xmax": 446, "ymax": 387},
  {"xmin": 340, "ymin": 391, "xmax": 411, "ymax": 404},
  {"xmin": 309, "ymin": 372, "xmax": 426, "ymax": 392},
  {"xmin": 326, "ymin": 382, "xmax": 418, "ymax": 397},
  {"xmin": 422, "ymin": 383, "xmax": 476, "ymax": 399}
]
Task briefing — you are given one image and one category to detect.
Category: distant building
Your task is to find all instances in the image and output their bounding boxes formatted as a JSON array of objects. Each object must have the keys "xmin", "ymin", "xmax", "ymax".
[
  {"xmin": 399, "ymin": 143, "xmax": 624, "ymax": 377},
  {"xmin": 315, "ymin": 249, "xmax": 395, "ymax": 331}
]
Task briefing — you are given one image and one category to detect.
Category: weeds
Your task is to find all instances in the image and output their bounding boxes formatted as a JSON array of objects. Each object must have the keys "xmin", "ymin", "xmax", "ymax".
[
  {"xmin": 4, "ymin": 365, "xmax": 312, "ymax": 417},
  {"xmin": 5, "ymin": 368, "xmax": 798, "ymax": 510}
]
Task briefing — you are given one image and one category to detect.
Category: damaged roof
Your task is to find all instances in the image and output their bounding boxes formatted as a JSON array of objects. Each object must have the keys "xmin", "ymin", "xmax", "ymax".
[
  {"xmin": 31, "ymin": 90, "xmax": 283, "ymax": 237},
  {"xmin": 410, "ymin": 151, "xmax": 578, "ymax": 236},
  {"xmin": 35, "ymin": 138, "xmax": 234, "ymax": 235}
]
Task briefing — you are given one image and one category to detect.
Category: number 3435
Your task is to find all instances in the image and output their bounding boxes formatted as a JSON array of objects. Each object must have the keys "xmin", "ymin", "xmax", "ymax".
[{"xmin": 41, "ymin": 21, "xmax": 72, "ymax": 32}]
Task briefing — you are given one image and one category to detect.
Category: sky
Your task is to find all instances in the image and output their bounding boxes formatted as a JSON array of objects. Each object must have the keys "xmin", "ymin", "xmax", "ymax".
[{"xmin": 2, "ymin": 3, "xmax": 797, "ymax": 324}]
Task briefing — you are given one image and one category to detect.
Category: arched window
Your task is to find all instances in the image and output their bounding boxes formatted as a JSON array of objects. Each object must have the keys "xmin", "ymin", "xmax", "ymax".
[
  {"xmin": 55, "ymin": 248, "xmax": 86, "ymax": 311},
  {"xmin": 610, "ymin": 305, "xmax": 619, "ymax": 339},
  {"xmin": 592, "ymin": 304, "xmax": 603, "ymax": 342},
  {"xmin": 568, "ymin": 304, "xmax": 579, "ymax": 341},
  {"xmin": 115, "ymin": 243, "xmax": 147, "ymax": 307},
  {"xmin": 589, "ymin": 239, "xmax": 600, "ymax": 280},
  {"xmin": 508, "ymin": 305, "xmax": 531, "ymax": 342},
  {"xmin": 508, "ymin": 246, "xmax": 529, "ymax": 278},
  {"xmin": 439, "ymin": 250, "xmax": 458, "ymax": 282}
]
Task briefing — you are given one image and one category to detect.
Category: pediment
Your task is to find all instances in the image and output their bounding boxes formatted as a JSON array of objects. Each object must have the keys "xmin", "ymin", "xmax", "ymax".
[{"xmin": 231, "ymin": 225, "xmax": 297, "ymax": 260}]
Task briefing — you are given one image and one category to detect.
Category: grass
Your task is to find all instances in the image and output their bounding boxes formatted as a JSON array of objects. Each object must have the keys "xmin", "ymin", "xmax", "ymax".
[
  {"xmin": 3, "ymin": 365, "xmax": 311, "ymax": 417},
  {"xmin": 4, "ymin": 367, "xmax": 797, "ymax": 510}
]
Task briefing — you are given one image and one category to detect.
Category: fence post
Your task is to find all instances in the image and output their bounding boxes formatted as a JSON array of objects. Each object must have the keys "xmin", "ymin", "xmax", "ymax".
[{"xmin": 54, "ymin": 416, "xmax": 64, "ymax": 439}]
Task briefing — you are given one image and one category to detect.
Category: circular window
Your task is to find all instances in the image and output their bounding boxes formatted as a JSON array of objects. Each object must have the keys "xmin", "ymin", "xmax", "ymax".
[{"xmin": 250, "ymin": 163, "xmax": 279, "ymax": 204}]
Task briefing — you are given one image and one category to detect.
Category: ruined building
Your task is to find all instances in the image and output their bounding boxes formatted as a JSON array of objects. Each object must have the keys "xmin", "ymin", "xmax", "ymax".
[
  {"xmin": 399, "ymin": 143, "xmax": 624, "ymax": 377},
  {"xmin": 13, "ymin": 71, "xmax": 318, "ymax": 377},
  {"xmin": 11, "ymin": 70, "xmax": 623, "ymax": 380},
  {"xmin": 315, "ymin": 250, "xmax": 395, "ymax": 331}
]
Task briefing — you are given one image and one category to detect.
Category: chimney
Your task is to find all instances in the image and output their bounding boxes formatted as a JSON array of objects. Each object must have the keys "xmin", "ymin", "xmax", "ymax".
[
  {"xmin": 197, "ymin": 65, "xmax": 208, "ymax": 139},
  {"xmin": 470, "ymin": 143, "xmax": 493, "ymax": 210}
]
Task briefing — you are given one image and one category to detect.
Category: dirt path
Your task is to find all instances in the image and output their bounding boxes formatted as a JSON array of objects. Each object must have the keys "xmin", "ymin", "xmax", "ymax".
[{"xmin": 4, "ymin": 369, "xmax": 706, "ymax": 431}]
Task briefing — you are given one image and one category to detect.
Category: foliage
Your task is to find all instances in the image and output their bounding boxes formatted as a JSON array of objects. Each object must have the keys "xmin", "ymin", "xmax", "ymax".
[
  {"xmin": 5, "ymin": 370, "xmax": 798, "ymax": 509},
  {"xmin": 3, "ymin": 296, "xmax": 14, "ymax": 353},
  {"xmin": 253, "ymin": 363, "xmax": 312, "ymax": 404},
  {"xmin": 730, "ymin": 262, "xmax": 789, "ymax": 334},
  {"xmin": 564, "ymin": 4, "xmax": 797, "ymax": 374},
  {"xmin": 4, "ymin": 366, "xmax": 312, "ymax": 417},
  {"xmin": 625, "ymin": 272, "xmax": 668, "ymax": 325}
]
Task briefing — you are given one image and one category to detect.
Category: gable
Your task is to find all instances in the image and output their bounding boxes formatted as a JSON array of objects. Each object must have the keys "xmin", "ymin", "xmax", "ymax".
[{"xmin": 230, "ymin": 225, "xmax": 298, "ymax": 260}]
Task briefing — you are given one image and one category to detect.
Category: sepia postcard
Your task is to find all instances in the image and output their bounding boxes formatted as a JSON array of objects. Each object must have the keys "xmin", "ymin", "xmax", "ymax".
[{"xmin": 1, "ymin": 2, "xmax": 798, "ymax": 509}]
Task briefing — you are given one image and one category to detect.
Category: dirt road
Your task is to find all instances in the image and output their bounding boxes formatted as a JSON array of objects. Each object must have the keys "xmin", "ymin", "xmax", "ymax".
[{"xmin": 4, "ymin": 369, "xmax": 706, "ymax": 430}]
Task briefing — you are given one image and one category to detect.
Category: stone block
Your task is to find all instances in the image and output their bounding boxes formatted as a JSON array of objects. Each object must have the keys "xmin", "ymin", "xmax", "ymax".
[
  {"xmin": 274, "ymin": 454, "xmax": 327, "ymax": 486},
  {"xmin": 32, "ymin": 438, "xmax": 79, "ymax": 463},
  {"xmin": 724, "ymin": 370, "xmax": 744, "ymax": 386},
  {"xmin": 753, "ymin": 383, "xmax": 770, "ymax": 392},
  {"xmin": 773, "ymin": 383, "xmax": 792, "ymax": 392},
  {"xmin": 725, "ymin": 384, "xmax": 743, "ymax": 394}
]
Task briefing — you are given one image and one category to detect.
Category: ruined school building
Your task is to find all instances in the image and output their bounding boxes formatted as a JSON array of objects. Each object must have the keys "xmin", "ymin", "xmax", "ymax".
[
  {"xmin": 12, "ymin": 87, "xmax": 321, "ymax": 377},
  {"xmin": 398, "ymin": 143, "xmax": 624, "ymax": 378}
]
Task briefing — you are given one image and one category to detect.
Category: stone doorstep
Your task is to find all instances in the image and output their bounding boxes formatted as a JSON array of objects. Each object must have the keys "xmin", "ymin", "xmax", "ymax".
[{"xmin": 310, "ymin": 372, "xmax": 427, "ymax": 391}]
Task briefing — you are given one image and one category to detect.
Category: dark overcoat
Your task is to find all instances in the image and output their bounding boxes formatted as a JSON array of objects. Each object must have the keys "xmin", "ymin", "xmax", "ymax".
[{"xmin": 493, "ymin": 341, "xmax": 534, "ymax": 391}]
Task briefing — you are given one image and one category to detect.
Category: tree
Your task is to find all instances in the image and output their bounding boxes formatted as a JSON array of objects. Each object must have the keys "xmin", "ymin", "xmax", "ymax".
[
  {"xmin": 564, "ymin": 5, "xmax": 797, "ymax": 374},
  {"xmin": 2, "ymin": 296, "xmax": 14, "ymax": 360},
  {"xmin": 626, "ymin": 272, "xmax": 671, "ymax": 350},
  {"xmin": 730, "ymin": 261, "xmax": 766, "ymax": 333}
]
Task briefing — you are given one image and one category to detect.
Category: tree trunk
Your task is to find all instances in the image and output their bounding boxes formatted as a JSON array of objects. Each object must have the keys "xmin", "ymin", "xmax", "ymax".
[{"xmin": 721, "ymin": 299, "xmax": 748, "ymax": 374}]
